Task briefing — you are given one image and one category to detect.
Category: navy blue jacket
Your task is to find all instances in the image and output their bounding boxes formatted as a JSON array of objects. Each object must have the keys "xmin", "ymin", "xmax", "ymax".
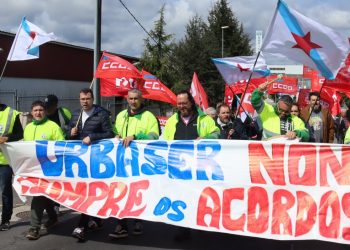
[{"xmin": 69, "ymin": 105, "xmax": 114, "ymax": 141}]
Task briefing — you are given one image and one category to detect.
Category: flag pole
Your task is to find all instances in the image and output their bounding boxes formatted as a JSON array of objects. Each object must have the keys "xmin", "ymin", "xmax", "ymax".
[
  {"xmin": 0, "ymin": 60, "xmax": 9, "ymax": 84},
  {"xmin": 235, "ymin": 51, "xmax": 261, "ymax": 118},
  {"xmin": 74, "ymin": 78, "xmax": 95, "ymax": 128},
  {"xmin": 0, "ymin": 18, "xmax": 24, "ymax": 85},
  {"xmin": 227, "ymin": 85, "xmax": 251, "ymax": 120}
]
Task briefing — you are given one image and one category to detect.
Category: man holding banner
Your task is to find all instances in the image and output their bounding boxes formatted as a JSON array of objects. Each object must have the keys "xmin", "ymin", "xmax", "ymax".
[
  {"xmin": 164, "ymin": 90, "xmax": 219, "ymax": 241},
  {"xmin": 251, "ymin": 82, "xmax": 309, "ymax": 141},
  {"xmin": 24, "ymin": 101, "xmax": 64, "ymax": 240},
  {"xmin": 69, "ymin": 88, "xmax": 114, "ymax": 241},
  {"xmin": 0, "ymin": 101, "xmax": 23, "ymax": 231},
  {"xmin": 164, "ymin": 90, "xmax": 219, "ymax": 141},
  {"xmin": 109, "ymin": 88, "xmax": 159, "ymax": 239}
]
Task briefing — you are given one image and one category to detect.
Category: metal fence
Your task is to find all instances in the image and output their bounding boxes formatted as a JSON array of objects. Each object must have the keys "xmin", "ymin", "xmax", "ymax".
[{"xmin": 0, "ymin": 91, "xmax": 171, "ymax": 121}]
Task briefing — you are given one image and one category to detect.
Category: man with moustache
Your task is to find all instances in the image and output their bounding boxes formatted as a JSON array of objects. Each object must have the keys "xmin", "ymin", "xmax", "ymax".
[
  {"xmin": 251, "ymin": 81, "xmax": 309, "ymax": 141},
  {"xmin": 215, "ymin": 103, "xmax": 248, "ymax": 140},
  {"xmin": 163, "ymin": 90, "xmax": 219, "ymax": 241},
  {"xmin": 300, "ymin": 91, "xmax": 334, "ymax": 143}
]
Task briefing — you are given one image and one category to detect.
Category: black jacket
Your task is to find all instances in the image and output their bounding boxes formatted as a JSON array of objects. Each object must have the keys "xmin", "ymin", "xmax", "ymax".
[
  {"xmin": 215, "ymin": 117, "xmax": 248, "ymax": 140},
  {"xmin": 69, "ymin": 105, "xmax": 114, "ymax": 141}
]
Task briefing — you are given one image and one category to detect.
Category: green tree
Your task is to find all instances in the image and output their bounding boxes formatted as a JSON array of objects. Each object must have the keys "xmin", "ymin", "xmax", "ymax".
[
  {"xmin": 171, "ymin": 15, "xmax": 210, "ymax": 93},
  {"xmin": 170, "ymin": 0, "xmax": 253, "ymax": 106},
  {"xmin": 139, "ymin": 5, "xmax": 175, "ymax": 88}
]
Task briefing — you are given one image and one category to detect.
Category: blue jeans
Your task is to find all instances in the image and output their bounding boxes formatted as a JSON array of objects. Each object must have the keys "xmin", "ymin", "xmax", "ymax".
[{"xmin": 0, "ymin": 165, "xmax": 13, "ymax": 223}]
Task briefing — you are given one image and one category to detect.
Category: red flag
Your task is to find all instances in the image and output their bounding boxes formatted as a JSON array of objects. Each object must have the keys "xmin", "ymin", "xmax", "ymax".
[
  {"xmin": 322, "ymin": 87, "xmax": 341, "ymax": 116},
  {"xmin": 267, "ymin": 76, "xmax": 298, "ymax": 95},
  {"xmin": 224, "ymin": 79, "xmax": 263, "ymax": 107},
  {"xmin": 100, "ymin": 78, "xmax": 145, "ymax": 97},
  {"xmin": 297, "ymin": 88, "xmax": 340, "ymax": 116},
  {"xmin": 333, "ymin": 53, "xmax": 350, "ymax": 83},
  {"xmin": 141, "ymin": 70, "xmax": 177, "ymax": 106},
  {"xmin": 190, "ymin": 72, "xmax": 209, "ymax": 111},
  {"xmin": 95, "ymin": 52, "xmax": 142, "ymax": 79},
  {"xmin": 96, "ymin": 52, "xmax": 145, "ymax": 97}
]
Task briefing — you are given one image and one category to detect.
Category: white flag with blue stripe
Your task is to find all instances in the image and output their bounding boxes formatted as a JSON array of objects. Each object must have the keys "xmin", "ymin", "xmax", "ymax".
[
  {"xmin": 261, "ymin": 0, "xmax": 349, "ymax": 80},
  {"xmin": 8, "ymin": 17, "xmax": 56, "ymax": 61},
  {"xmin": 212, "ymin": 55, "xmax": 270, "ymax": 85}
]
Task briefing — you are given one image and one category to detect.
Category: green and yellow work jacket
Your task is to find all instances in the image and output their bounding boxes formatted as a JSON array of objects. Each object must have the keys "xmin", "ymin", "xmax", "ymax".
[
  {"xmin": 251, "ymin": 89, "xmax": 309, "ymax": 141},
  {"xmin": 115, "ymin": 108, "xmax": 159, "ymax": 140},
  {"xmin": 0, "ymin": 107, "xmax": 20, "ymax": 165},
  {"xmin": 24, "ymin": 118, "xmax": 65, "ymax": 141},
  {"xmin": 163, "ymin": 108, "xmax": 220, "ymax": 140}
]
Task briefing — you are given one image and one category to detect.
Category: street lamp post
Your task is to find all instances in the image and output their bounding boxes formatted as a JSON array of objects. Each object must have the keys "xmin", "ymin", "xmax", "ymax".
[{"xmin": 221, "ymin": 26, "xmax": 229, "ymax": 58}]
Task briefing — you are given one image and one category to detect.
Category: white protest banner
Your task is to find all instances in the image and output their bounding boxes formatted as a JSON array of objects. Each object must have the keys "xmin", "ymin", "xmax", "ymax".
[{"xmin": 1, "ymin": 139, "xmax": 350, "ymax": 244}]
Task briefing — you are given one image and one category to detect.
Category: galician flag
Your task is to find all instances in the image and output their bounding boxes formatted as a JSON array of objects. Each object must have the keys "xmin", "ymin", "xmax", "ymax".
[
  {"xmin": 8, "ymin": 17, "xmax": 56, "ymax": 61},
  {"xmin": 261, "ymin": 0, "xmax": 349, "ymax": 80},
  {"xmin": 212, "ymin": 55, "xmax": 270, "ymax": 85}
]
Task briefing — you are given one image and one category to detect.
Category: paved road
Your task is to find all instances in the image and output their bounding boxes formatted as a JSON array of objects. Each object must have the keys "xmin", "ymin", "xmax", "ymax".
[{"xmin": 0, "ymin": 193, "xmax": 349, "ymax": 250}]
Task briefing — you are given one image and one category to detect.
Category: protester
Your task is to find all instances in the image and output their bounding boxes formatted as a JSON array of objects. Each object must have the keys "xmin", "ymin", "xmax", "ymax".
[
  {"xmin": 163, "ymin": 90, "xmax": 219, "ymax": 241},
  {"xmin": 24, "ymin": 101, "xmax": 64, "ymax": 240},
  {"xmin": 205, "ymin": 107, "xmax": 217, "ymax": 120},
  {"xmin": 290, "ymin": 103, "xmax": 300, "ymax": 117},
  {"xmin": 300, "ymin": 91, "xmax": 334, "ymax": 143},
  {"xmin": 334, "ymin": 107, "xmax": 348, "ymax": 144},
  {"xmin": 69, "ymin": 88, "xmax": 114, "ymax": 241},
  {"xmin": 343, "ymin": 110, "xmax": 350, "ymax": 144},
  {"xmin": 291, "ymin": 102, "xmax": 315, "ymax": 142},
  {"xmin": 45, "ymin": 94, "xmax": 72, "ymax": 138},
  {"xmin": 215, "ymin": 103, "xmax": 248, "ymax": 139},
  {"xmin": 44, "ymin": 94, "xmax": 72, "ymax": 214},
  {"xmin": 109, "ymin": 88, "xmax": 159, "ymax": 239},
  {"xmin": 0, "ymin": 101, "xmax": 23, "ymax": 231},
  {"xmin": 251, "ymin": 82, "xmax": 309, "ymax": 141},
  {"xmin": 231, "ymin": 99, "xmax": 261, "ymax": 140}
]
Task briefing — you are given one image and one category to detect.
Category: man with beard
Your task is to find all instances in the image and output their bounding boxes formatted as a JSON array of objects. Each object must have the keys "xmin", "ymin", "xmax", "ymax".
[
  {"xmin": 109, "ymin": 88, "xmax": 159, "ymax": 239},
  {"xmin": 163, "ymin": 90, "xmax": 219, "ymax": 241},
  {"xmin": 251, "ymin": 82, "xmax": 309, "ymax": 141},
  {"xmin": 216, "ymin": 103, "xmax": 248, "ymax": 140},
  {"xmin": 300, "ymin": 91, "xmax": 334, "ymax": 143}
]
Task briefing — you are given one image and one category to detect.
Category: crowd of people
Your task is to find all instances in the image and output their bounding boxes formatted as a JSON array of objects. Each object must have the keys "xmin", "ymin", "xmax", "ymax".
[{"xmin": 0, "ymin": 81, "xmax": 349, "ymax": 242}]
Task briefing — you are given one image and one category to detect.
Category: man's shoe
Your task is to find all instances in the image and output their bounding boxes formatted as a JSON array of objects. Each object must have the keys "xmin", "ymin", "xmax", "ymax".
[
  {"xmin": 87, "ymin": 220, "xmax": 103, "ymax": 231},
  {"xmin": 26, "ymin": 228, "xmax": 40, "ymax": 240},
  {"xmin": 44, "ymin": 218, "xmax": 58, "ymax": 229},
  {"xmin": 109, "ymin": 225, "xmax": 128, "ymax": 239},
  {"xmin": 0, "ymin": 222, "xmax": 10, "ymax": 231},
  {"xmin": 72, "ymin": 227, "xmax": 85, "ymax": 241},
  {"xmin": 40, "ymin": 218, "xmax": 58, "ymax": 234},
  {"xmin": 133, "ymin": 221, "xmax": 143, "ymax": 235},
  {"xmin": 54, "ymin": 206, "xmax": 60, "ymax": 215}
]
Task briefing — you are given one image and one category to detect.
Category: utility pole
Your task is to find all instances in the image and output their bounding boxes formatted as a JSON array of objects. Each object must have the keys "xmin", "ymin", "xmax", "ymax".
[
  {"xmin": 221, "ymin": 26, "xmax": 229, "ymax": 58},
  {"xmin": 93, "ymin": 0, "xmax": 102, "ymax": 105}
]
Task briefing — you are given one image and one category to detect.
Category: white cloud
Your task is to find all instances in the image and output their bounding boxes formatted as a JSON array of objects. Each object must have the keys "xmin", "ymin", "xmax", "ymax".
[{"xmin": 0, "ymin": 0, "xmax": 349, "ymax": 57}]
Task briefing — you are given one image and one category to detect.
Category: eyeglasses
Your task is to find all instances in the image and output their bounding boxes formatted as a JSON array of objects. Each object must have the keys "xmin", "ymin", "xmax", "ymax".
[{"xmin": 277, "ymin": 105, "xmax": 290, "ymax": 115}]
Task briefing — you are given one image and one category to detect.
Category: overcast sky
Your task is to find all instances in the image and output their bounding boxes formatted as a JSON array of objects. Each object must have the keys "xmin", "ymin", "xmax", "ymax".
[{"xmin": 0, "ymin": 0, "xmax": 349, "ymax": 58}]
